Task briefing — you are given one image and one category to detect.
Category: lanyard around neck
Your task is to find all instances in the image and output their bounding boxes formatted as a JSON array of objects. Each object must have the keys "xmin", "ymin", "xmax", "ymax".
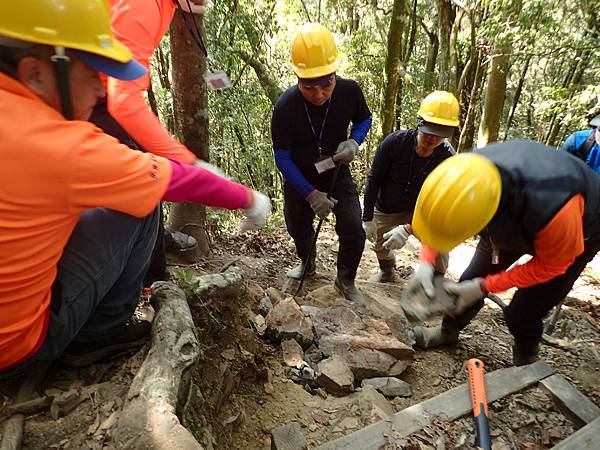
[{"xmin": 303, "ymin": 98, "xmax": 331, "ymax": 155}]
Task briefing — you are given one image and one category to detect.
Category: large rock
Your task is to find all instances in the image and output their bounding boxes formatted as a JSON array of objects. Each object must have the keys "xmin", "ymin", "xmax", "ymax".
[
  {"xmin": 301, "ymin": 303, "xmax": 413, "ymax": 380},
  {"xmin": 266, "ymin": 298, "xmax": 314, "ymax": 348},
  {"xmin": 316, "ymin": 356, "xmax": 354, "ymax": 396},
  {"xmin": 361, "ymin": 377, "xmax": 412, "ymax": 397},
  {"xmin": 333, "ymin": 387, "xmax": 393, "ymax": 423},
  {"xmin": 271, "ymin": 422, "xmax": 307, "ymax": 450}
]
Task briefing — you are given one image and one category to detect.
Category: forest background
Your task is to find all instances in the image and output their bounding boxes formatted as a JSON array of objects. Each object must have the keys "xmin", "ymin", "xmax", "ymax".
[{"xmin": 150, "ymin": 0, "xmax": 600, "ymax": 248}]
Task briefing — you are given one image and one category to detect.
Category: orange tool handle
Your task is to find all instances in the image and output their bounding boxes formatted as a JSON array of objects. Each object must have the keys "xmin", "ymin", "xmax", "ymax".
[{"xmin": 467, "ymin": 358, "xmax": 489, "ymax": 417}]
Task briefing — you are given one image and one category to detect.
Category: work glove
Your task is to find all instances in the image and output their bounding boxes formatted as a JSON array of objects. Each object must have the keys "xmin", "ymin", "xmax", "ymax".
[
  {"xmin": 332, "ymin": 139, "xmax": 359, "ymax": 164},
  {"xmin": 443, "ymin": 278, "xmax": 486, "ymax": 315},
  {"xmin": 362, "ymin": 221, "xmax": 377, "ymax": 243},
  {"xmin": 238, "ymin": 191, "xmax": 271, "ymax": 233},
  {"xmin": 406, "ymin": 263, "xmax": 435, "ymax": 299},
  {"xmin": 382, "ymin": 225, "xmax": 411, "ymax": 250},
  {"xmin": 307, "ymin": 190, "xmax": 337, "ymax": 219},
  {"xmin": 193, "ymin": 159, "xmax": 227, "ymax": 178}
]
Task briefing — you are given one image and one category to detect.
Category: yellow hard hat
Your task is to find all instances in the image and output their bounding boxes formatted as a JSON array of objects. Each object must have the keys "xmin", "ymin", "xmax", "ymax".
[
  {"xmin": 0, "ymin": 0, "xmax": 144, "ymax": 80},
  {"xmin": 291, "ymin": 23, "xmax": 339, "ymax": 79},
  {"xmin": 417, "ymin": 91, "xmax": 460, "ymax": 127},
  {"xmin": 412, "ymin": 153, "xmax": 502, "ymax": 252}
]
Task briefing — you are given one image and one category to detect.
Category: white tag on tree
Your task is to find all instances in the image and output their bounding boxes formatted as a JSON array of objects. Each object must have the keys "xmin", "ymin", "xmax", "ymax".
[{"xmin": 204, "ymin": 71, "xmax": 232, "ymax": 90}]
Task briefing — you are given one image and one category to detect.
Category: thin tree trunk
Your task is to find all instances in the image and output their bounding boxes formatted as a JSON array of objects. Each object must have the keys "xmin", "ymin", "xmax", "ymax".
[
  {"xmin": 448, "ymin": 8, "xmax": 464, "ymax": 94},
  {"xmin": 168, "ymin": 11, "xmax": 210, "ymax": 255},
  {"xmin": 477, "ymin": 42, "xmax": 512, "ymax": 148},
  {"xmin": 381, "ymin": 0, "xmax": 407, "ymax": 139},
  {"xmin": 458, "ymin": 49, "xmax": 484, "ymax": 152},
  {"xmin": 234, "ymin": 49, "xmax": 281, "ymax": 105},
  {"xmin": 436, "ymin": 0, "xmax": 454, "ymax": 91},
  {"xmin": 421, "ymin": 19, "xmax": 439, "ymax": 95},
  {"xmin": 504, "ymin": 54, "xmax": 532, "ymax": 139}
]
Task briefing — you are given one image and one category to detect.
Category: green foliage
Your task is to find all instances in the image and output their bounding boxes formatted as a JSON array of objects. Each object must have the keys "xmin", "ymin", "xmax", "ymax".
[{"xmin": 152, "ymin": 0, "xmax": 598, "ymax": 234}]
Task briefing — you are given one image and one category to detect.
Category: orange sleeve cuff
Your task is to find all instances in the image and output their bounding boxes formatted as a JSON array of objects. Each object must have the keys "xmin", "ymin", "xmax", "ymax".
[
  {"xmin": 484, "ymin": 195, "xmax": 585, "ymax": 293},
  {"xmin": 419, "ymin": 245, "xmax": 438, "ymax": 265}
]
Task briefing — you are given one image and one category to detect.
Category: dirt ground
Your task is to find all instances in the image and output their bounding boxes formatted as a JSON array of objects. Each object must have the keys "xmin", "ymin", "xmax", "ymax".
[{"xmin": 1, "ymin": 224, "xmax": 599, "ymax": 449}]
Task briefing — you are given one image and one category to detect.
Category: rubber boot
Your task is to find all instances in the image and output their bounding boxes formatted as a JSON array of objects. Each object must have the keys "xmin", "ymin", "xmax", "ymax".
[
  {"xmin": 512, "ymin": 340, "xmax": 540, "ymax": 366},
  {"xmin": 412, "ymin": 325, "xmax": 460, "ymax": 348},
  {"xmin": 335, "ymin": 266, "xmax": 365, "ymax": 303},
  {"xmin": 287, "ymin": 238, "xmax": 316, "ymax": 280},
  {"xmin": 368, "ymin": 258, "xmax": 396, "ymax": 283}
]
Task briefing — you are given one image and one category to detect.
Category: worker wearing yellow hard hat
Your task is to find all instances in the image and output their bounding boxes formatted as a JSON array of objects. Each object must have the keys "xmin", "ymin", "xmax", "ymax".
[
  {"xmin": 408, "ymin": 141, "xmax": 600, "ymax": 366},
  {"xmin": 0, "ymin": 0, "xmax": 270, "ymax": 377},
  {"xmin": 272, "ymin": 23, "xmax": 372, "ymax": 302},
  {"xmin": 363, "ymin": 91, "xmax": 460, "ymax": 283}
]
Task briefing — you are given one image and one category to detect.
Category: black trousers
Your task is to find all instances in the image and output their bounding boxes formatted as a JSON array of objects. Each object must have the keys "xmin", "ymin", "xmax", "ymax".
[
  {"xmin": 283, "ymin": 173, "xmax": 365, "ymax": 278},
  {"xmin": 89, "ymin": 98, "xmax": 167, "ymax": 286},
  {"xmin": 443, "ymin": 232, "xmax": 600, "ymax": 344}
]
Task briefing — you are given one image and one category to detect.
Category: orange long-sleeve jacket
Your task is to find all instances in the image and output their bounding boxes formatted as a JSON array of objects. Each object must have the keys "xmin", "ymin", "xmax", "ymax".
[
  {"xmin": 420, "ymin": 194, "xmax": 586, "ymax": 293},
  {"xmin": 107, "ymin": 0, "xmax": 197, "ymax": 164}
]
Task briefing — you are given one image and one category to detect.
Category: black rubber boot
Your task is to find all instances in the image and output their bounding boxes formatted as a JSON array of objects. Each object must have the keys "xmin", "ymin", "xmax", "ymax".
[
  {"xmin": 335, "ymin": 266, "xmax": 364, "ymax": 302},
  {"xmin": 61, "ymin": 315, "xmax": 152, "ymax": 368},
  {"xmin": 287, "ymin": 238, "xmax": 316, "ymax": 280},
  {"xmin": 368, "ymin": 258, "xmax": 396, "ymax": 283},
  {"xmin": 413, "ymin": 325, "xmax": 460, "ymax": 348},
  {"xmin": 512, "ymin": 340, "xmax": 540, "ymax": 366}
]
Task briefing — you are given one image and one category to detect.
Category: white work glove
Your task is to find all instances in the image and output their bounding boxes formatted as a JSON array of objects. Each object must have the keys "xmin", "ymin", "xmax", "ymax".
[
  {"xmin": 332, "ymin": 139, "xmax": 359, "ymax": 164},
  {"xmin": 443, "ymin": 278, "xmax": 486, "ymax": 315},
  {"xmin": 382, "ymin": 225, "xmax": 411, "ymax": 250},
  {"xmin": 307, "ymin": 190, "xmax": 337, "ymax": 219},
  {"xmin": 362, "ymin": 221, "xmax": 377, "ymax": 243},
  {"xmin": 238, "ymin": 191, "xmax": 271, "ymax": 233},
  {"xmin": 406, "ymin": 263, "xmax": 435, "ymax": 299},
  {"xmin": 193, "ymin": 159, "xmax": 227, "ymax": 178}
]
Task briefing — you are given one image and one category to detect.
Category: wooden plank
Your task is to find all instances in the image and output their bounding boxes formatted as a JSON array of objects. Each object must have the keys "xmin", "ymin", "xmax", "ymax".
[
  {"xmin": 315, "ymin": 361, "xmax": 554, "ymax": 450},
  {"xmin": 550, "ymin": 416, "xmax": 600, "ymax": 450},
  {"xmin": 540, "ymin": 373, "xmax": 600, "ymax": 427}
]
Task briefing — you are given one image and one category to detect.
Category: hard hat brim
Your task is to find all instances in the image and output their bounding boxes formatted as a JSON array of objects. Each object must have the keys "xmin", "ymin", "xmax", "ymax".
[
  {"xmin": 73, "ymin": 50, "xmax": 146, "ymax": 81},
  {"xmin": 292, "ymin": 63, "xmax": 338, "ymax": 80},
  {"xmin": 418, "ymin": 121, "xmax": 455, "ymax": 138}
]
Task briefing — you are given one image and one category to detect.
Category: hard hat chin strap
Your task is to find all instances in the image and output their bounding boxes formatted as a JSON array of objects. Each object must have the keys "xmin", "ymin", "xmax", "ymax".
[{"xmin": 50, "ymin": 46, "xmax": 73, "ymax": 120}]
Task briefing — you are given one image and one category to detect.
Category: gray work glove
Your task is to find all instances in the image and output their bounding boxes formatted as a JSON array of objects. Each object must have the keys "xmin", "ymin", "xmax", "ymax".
[
  {"xmin": 238, "ymin": 191, "xmax": 271, "ymax": 233},
  {"xmin": 362, "ymin": 220, "xmax": 377, "ymax": 243},
  {"xmin": 443, "ymin": 278, "xmax": 486, "ymax": 315},
  {"xmin": 307, "ymin": 190, "xmax": 337, "ymax": 219},
  {"xmin": 406, "ymin": 262, "xmax": 435, "ymax": 299},
  {"xmin": 333, "ymin": 139, "xmax": 359, "ymax": 164},
  {"xmin": 383, "ymin": 225, "xmax": 411, "ymax": 250}
]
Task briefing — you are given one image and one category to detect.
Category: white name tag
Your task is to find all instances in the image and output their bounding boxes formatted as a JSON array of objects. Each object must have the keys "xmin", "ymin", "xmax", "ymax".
[{"xmin": 314, "ymin": 157, "xmax": 335, "ymax": 174}]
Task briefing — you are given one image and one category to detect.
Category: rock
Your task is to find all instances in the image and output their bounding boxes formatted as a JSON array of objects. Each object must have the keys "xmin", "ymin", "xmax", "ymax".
[
  {"xmin": 270, "ymin": 422, "xmax": 307, "ymax": 450},
  {"xmin": 266, "ymin": 287, "xmax": 285, "ymax": 306},
  {"xmin": 388, "ymin": 360, "xmax": 410, "ymax": 377},
  {"xmin": 310, "ymin": 305, "xmax": 414, "ymax": 360},
  {"xmin": 250, "ymin": 314, "xmax": 267, "ymax": 336},
  {"xmin": 304, "ymin": 344, "xmax": 324, "ymax": 366},
  {"xmin": 246, "ymin": 280, "xmax": 265, "ymax": 301},
  {"xmin": 316, "ymin": 357, "xmax": 354, "ymax": 396},
  {"xmin": 266, "ymin": 298, "xmax": 314, "ymax": 348},
  {"xmin": 281, "ymin": 339, "xmax": 304, "ymax": 367},
  {"xmin": 260, "ymin": 295, "xmax": 274, "ymax": 315},
  {"xmin": 344, "ymin": 348, "xmax": 405, "ymax": 381},
  {"xmin": 361, "ymin": 377, "xmax": 412, "ymax": 397},
  {"xmin": 335, "ymin": 387, "xmax": 393, "ymax": 422}
]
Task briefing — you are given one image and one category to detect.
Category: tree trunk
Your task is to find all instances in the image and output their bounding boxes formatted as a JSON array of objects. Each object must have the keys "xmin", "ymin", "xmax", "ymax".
[
  {"xmin": 504, "ymin": 54, "xmax": 532, "ymax": 139},
  {"xmin": 458, "ymin": 49, "xmax": 484, "ymax": 152},
  {"xmin": 477, "ymin": 42, "xmax": 512, "ymax": 148},
  {"xmin": 381, "ymin": 0, "xmax": 407, "ymax": 139},
  {"xmin": 421, "ymin": 19, "xmax": 439, "ymax": 95},
  {"xmin": 234, "ymin": 49, "xmax": 282, "ymax": 105},
  {"xmin": 436, "ymin": 0, "xmax": 454, "ymax": 91},
  {"xmin": 168, "ymin": 11, "xmax": 210, "ymax": 256},
  {"xmin": 448, "ymin": 8, "xmax": 464, "ymax": 94}
]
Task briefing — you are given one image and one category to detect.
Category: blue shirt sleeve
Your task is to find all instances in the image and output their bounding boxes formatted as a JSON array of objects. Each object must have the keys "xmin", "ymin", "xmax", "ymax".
[
  {"xmin": 274, "ymin": 149, "xmax": 314, "ymax": 198},
  {"xmin": 561, "ymin": 132, "xmax": 578, "ymax": 154},
  {"xmin": 350, "ymin": 116, "xmax": 372, "ymax": 145}
]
